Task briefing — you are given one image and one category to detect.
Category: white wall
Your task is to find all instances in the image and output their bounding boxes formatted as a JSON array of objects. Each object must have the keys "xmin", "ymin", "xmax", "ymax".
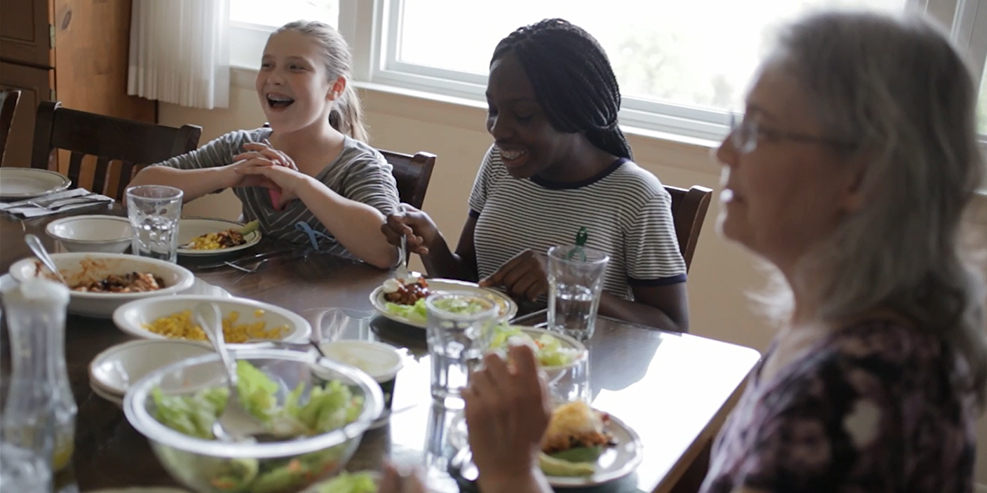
[{"xmin": 159, "ymin": 79, "xmax": 987, "ymax": 479}]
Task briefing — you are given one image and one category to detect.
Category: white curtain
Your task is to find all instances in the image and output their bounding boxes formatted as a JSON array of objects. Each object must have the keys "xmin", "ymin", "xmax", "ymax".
[{"xmin": 128, "ymin": 0, "xmax": 230, "ymax": 109}]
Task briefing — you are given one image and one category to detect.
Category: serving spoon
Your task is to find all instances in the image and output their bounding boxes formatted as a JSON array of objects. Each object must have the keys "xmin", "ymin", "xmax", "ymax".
[
  {"xmin": 194, "ymin": 302, "xmax": 278, "ymax": 443},
  {"xmin": 24, "ymin": 234, "xmax": 67, "ymax": 285}
]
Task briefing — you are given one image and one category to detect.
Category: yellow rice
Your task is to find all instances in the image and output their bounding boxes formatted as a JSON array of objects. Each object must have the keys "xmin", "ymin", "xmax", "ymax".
[{"xmin": 142, "ymin": 309, "xmax": 289, "ymax": 343}]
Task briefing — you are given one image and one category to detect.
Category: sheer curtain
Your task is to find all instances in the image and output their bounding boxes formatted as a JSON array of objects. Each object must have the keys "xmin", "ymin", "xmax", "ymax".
[{"xmin": 128, "ymin": 0, "xmax": 231, "ymax": 109}]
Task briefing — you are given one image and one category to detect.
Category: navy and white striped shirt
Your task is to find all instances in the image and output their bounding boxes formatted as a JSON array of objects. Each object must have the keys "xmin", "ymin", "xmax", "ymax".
[
  {"xmin": 153, "ymin": 128, "xmax": 399, "ymax": 259},
  {"xmin": 469, "ymin": 145, "xmax": 686, "ymax": 300}
]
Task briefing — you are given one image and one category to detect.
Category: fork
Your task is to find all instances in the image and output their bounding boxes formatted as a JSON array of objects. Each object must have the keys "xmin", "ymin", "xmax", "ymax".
[
  {"xmin": 396, "ymin": 235, "xmax": 409, "ymax": 280},
  {"xmin": 223, "ymin": 257, "xmax": 269, "ymax": 274}
]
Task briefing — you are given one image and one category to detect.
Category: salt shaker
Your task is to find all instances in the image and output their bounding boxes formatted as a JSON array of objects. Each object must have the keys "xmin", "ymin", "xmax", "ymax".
[{"xmin": 2, "ymin": 279, "xmax": 76, "ymax": 471}]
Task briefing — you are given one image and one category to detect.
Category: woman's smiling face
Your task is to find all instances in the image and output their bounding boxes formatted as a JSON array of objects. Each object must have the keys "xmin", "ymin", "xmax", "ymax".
[
  {"xmin": 255, "ymin": 29, "xmax": 339, "ymax": 134},
  {"xmin": 485, "ymin": 51, "xmax": 579, "ymax": 179}
]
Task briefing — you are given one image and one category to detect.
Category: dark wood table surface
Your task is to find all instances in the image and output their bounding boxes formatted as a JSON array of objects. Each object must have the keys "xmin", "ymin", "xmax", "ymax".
[{"xmin": 0, "ymin": 204, "xmax": 761, "ymax": 493}]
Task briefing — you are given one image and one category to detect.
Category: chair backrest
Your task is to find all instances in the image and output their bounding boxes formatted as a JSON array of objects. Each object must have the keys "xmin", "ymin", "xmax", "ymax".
[
  {"xmin": 665, "ymin": 184, "xmax": 713, "ymax": 272},
  {"xmin": 0, "ymin": 89, "xmax": 21, "ymax": 166},
  {"xmin": 380, "ymin": 149, "xmax": 436, "ymax": 210},
  {"xmin": 31, "ymin": 101, "xmax": 202, "ymax": 201}
]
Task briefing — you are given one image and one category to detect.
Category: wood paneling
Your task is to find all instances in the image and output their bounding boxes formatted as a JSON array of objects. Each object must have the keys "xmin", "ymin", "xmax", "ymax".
[
  {"xmin": 52, "ymin": 0, "xmax": 154, "ymax": 122},
  {"xmin": 0, "ymin": 0, "xmax": 53, "ymax": 67}
]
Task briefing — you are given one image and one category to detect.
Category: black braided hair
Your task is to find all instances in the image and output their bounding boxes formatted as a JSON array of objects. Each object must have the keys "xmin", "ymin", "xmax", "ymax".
[{"xmin": 491, "ymin": 18, "xmax": 632, "ymax": 160}]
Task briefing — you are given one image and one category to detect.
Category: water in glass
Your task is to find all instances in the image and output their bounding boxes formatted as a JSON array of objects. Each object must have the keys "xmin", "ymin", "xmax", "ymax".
[
  {"xmin": 425, "ymin": 291, "xmax": 499, "ymax": 405},
  {"xmin": 126, "ymin": 185, "xmax": 183, "ymax": 263},
  {"xmin": 547, "ymin": 245, "xmax": 610, "ymax": 341}
]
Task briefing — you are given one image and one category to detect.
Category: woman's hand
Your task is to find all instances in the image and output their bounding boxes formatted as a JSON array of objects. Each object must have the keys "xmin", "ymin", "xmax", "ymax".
[
  {"xmin": 479, "ymin": 249, "xmax": 549, "ymax": 302},
  {"xmin": 381, "ymin": 204, "xmax": 442, "ymax": 255},
  {"xmin": 463, "ymin": 345, "xmax": 552, "ymax": 491}
]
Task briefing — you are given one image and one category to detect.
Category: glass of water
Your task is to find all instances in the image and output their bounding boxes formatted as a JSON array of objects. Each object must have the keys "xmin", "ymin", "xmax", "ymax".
[
  {"xmin": 425, "ymin": 291, "xmax": 500, "ymax": 406},
  {"xmin": 547, "ymin": 245, "xmax": 610, "ymax": 341},
  {"xmin": 126, "ymin": 185, "xmax": 183, "ymax": 262}
]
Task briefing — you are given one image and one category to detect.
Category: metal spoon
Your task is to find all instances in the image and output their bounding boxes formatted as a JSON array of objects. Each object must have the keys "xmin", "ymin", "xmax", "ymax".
[
  {"xmin": 396, "ymin": 235, "xmax": 409, "ymax": 280},
  {"xmin": 194, "ymin": 302, "xmax": 277, "ymax": 442},
  {"xmin": 24, "ymin": 234, "xmax": 67, "ymax": 285}
]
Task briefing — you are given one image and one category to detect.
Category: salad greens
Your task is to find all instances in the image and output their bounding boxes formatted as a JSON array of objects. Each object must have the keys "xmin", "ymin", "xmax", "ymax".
[
  {"xmin": 384, "ymin": 295, "xmax": 494, "ymax": 323},
  {"xmin": 150, "ymin": 361, "xmax": 366, "ymax": 493},
  {"xmin": 312, "ymin": 471, "xmax": 378, "ymax": 493},
  {"xmin": 384, "ymin": 299, "xmax": 428, "ymax": 324},
  {"xmin": 490, "ymin": 325, "xmax": 581, "ymax": 367}
]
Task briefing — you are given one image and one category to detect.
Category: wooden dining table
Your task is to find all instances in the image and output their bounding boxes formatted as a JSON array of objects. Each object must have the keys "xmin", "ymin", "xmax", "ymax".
[{"xmin": 0, "ymin": 203, "xmax": 761, "ymax": 493}]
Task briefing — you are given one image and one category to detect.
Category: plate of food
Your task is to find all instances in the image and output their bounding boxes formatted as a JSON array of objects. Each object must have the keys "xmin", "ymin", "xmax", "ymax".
[
  {"xmin": 177, "ymin": 218, "xmax": 261, "ymax": 256},
  {"xmin": 449, "ymin": 401, "xmax": 643, "ymax": 487},
  {"xmin": 369, "ymin": 275, "xmax": 517, "ymax": 328}
]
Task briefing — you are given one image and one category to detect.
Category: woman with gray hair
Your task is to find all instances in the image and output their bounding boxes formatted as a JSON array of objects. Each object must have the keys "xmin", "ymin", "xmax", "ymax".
[{"xmin": 435, "ymin": 9, "xmax": 987, "ymax": 493}]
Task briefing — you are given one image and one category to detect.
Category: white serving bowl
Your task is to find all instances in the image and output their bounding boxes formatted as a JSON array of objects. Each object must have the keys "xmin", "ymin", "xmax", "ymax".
[
  {"xmin": 89, "ymin": 339, "xmax": 215, "ymax": 397},
  {"xmin": 112, "ymin": 295, "xmax": 312, "ymax": 347},
  {"xmin": 45, "ymin": 215, "xmax": 133, "ymax": 253},
  {"xmin": 8, "ymin": 253, "xmax": 195, "ymax": 318}
]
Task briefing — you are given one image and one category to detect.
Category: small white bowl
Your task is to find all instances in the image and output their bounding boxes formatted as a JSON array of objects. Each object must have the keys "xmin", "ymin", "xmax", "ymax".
[
  {"xmin": 8, "ymin": 253, "xmax": 195, "ymax": 318},
  {"xmin": 46, "ymin": 215, "xmax": 133, "ymax": 253},
  {"xmin": 319, "ymin": 340, "xmax": 403, "ymax": 428},
  {"xmin": 89, "ymin": 339, "xmax": 215, "ymax": 397},
  {"xmin": 112, "ymin": 295, "xmax": 312, "ymax": 347}
]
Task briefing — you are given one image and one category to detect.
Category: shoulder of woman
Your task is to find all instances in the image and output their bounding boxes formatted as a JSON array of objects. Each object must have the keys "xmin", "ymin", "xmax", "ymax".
[{"xmin": 827, "ymin": 317, "xmax": 944, "ymax": 368}]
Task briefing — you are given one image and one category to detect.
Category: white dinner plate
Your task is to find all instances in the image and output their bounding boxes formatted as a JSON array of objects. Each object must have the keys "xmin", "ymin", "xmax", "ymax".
[
  {"xmin": 176, "ymin": 218, "xmax": 261, "ymax": 257},
  {"xmin": 450, "ymin": 411, "xmax": 643, "ymax": 487},
  {"xmin": 0, "ymin": 168, "xmax": 71, "ymax": 200},
  {"xmin": 369, "ymin": 278, "xmax": 518, "ymax": 329}
]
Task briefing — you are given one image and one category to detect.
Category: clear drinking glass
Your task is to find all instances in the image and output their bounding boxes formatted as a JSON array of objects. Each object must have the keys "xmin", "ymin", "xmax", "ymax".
[
  {"xmin": 547, "ymin": 245, "xmax": 610, "ymax": 341},
  {"xmin": 126, "ymin": 185, "xmax": 183, "ymax": 262},
  {"xmin": 425, "ymin": 291, "xmax": 499, "ymax": 405}
]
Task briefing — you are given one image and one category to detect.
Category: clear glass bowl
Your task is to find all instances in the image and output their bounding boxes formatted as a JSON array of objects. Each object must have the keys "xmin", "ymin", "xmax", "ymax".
[{"xmin": 124, "ymin": 348, "xmax": 383, "ymax": 493}]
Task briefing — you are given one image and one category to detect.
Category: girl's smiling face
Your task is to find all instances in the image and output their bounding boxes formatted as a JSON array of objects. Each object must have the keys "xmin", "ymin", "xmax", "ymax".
[
  {"xmin": 255, "ymin": 30, "xmax": 341, "ymax": 134},
  {"xmin": 485, "ymin": 51, "xmax": 580, "ymax": 179}
]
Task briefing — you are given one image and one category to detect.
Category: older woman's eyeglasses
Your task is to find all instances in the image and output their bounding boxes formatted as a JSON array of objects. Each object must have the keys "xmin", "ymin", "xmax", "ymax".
[{"xmin": 728, "ymin": 114, "xmax": 857, "ymax": 154}]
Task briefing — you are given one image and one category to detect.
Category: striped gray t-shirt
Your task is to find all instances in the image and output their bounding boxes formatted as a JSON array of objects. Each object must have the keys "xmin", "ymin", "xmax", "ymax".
[
  {"xmin": 469, "ymin": 145, "xmax": 686, "ymax": 300},
  {"xmin": 153, "ymin": 128, "xmax": 399, "ymax": 258}
]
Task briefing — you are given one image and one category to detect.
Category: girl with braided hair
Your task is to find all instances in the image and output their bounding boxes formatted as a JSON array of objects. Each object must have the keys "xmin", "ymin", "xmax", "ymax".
[{"xmin": 382, "ymin": 18, "xmax": 689, "ymax": 331}]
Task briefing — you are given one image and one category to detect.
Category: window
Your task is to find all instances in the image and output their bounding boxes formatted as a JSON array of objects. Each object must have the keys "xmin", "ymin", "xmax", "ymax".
[
  {"xmin": 377, "ymin": 0, "xmax": 910, "ymax": 140},
  {"xmin": 231, "ymin": 0, "xmax": 339, "ymax": 28},
  {"xmin": 229, "ymin": 0, "xmax": 987, "ymax": 146}
]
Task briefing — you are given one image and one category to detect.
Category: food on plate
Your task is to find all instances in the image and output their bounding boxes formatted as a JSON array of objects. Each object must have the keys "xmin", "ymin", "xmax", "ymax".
[
  {"xmin": 310, "ymin": 471, "xmax": 377, "ymax": 493},
  {"xmin": 384, "ymin": 290, "xmax": 495, "ymax": 324},
  {"xmin": 151, "ymin": 360, "xmax": 364, "ymax": 492},
  {"xmin": 490, "ymin": 325, "xmax": 581, "ymax": 367},
  {"xmin": 182, "ymin": 219, "xmax": 259, "ymax": 250},
  {"xmin": 538, "ymin": 453, "xmax": 595, "ymax": 477},
  {"xmin": 381, "ymin": 275, "xmax": 430, "ymax": 305},
  {"xmin": 142, "ymin": 309, "xmax": 289, "ymax": 343},
  {"xmin": 536, "ymin": 401, "xmax": 616, "ymax": 477},
  {"xmin": 70, "ymin": 272, "xmax": 166, "ymax": 293}
]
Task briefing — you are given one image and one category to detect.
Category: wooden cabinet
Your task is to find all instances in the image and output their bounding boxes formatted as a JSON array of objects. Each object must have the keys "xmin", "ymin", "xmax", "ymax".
[{"xmin": 0, "ymin": 0, "xmax": 155, "ymax": 168}]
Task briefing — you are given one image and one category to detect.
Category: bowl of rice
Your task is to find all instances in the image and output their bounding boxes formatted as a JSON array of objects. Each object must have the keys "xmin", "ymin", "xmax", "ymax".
[{"xmin": 112, "ymin": 295, "xmax": 311, "ymax": 348}]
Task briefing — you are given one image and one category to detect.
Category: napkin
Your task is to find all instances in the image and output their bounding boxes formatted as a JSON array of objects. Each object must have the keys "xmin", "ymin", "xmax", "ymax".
[{"xmin": 0, "ymin": 188, "xmax": 115, "ymax": 218}]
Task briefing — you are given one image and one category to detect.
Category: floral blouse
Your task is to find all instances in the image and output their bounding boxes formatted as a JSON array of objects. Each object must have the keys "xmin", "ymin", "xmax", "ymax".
[{"xmin": 701, "ymin": 319, "xmax": 977, "ymax": 493}]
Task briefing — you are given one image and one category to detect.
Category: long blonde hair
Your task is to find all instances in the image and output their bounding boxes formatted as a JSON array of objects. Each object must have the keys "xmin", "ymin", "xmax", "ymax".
[{"xmin": 273, "ymin": 20, "xmax": 369, "ymax": 143}]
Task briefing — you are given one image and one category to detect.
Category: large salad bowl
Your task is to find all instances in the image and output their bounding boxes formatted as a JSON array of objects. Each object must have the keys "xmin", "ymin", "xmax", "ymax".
[{"xmin": 124, "ymin": 348, "xmax": 383, "ymax": 493}]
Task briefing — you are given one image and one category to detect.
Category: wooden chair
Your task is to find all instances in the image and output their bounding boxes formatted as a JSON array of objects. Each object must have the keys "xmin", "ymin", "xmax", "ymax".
[
  {"xmin": 380, "ymin": 149, "xmax": 436, "ymax": 210},
  {"xmin": 666, "ymin": 184, "xmax": 713, "ymax": 272},
  {"xmin": 0, "ymin": 89, "xmax": 21, "ymax": 166},
  {"xmin": 31, "ymin": 101, "xmax": 202, "ymax": 201}
]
